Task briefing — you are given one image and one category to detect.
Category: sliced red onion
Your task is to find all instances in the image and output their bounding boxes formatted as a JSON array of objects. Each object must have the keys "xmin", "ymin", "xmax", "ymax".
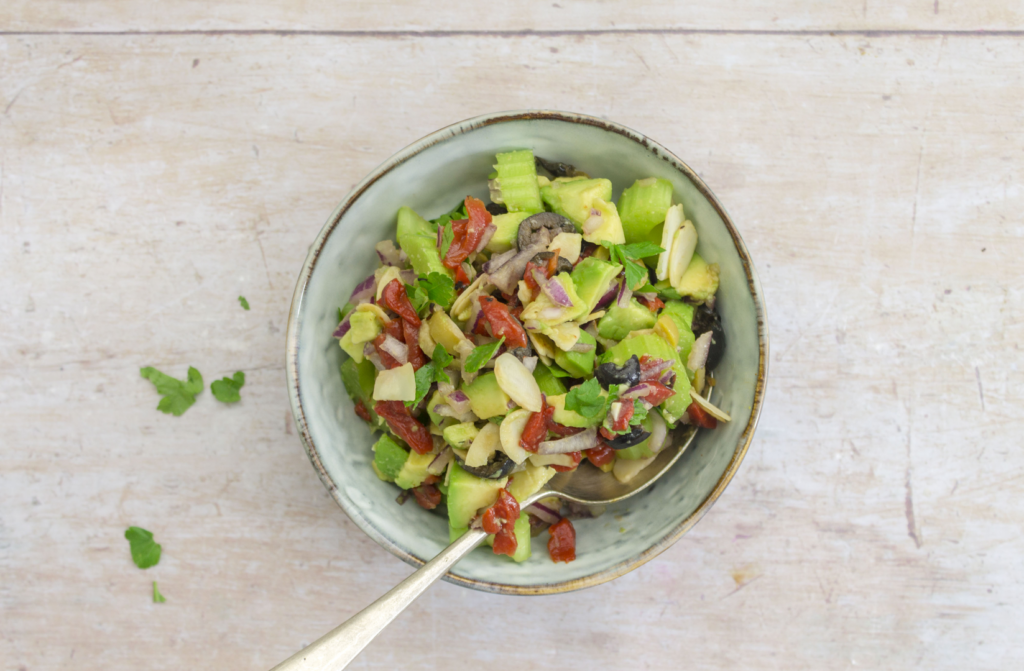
[
  {"xmin": 427, "ymin": 447, "xmax": 453, "ymax": 476},
  {"xmin": 489, "ymin": 238, "xmax": 549, "ymax": 294},
  {"xmin": 446, "ymin": 390, "xmax": 472, "ymax": 415},
  {"xmin": 530, "ymin": 268, "xmax": 548, "ymax": 290},
  {"xmin": 658, "ymin": 369, "xmax": 676, "ymax": 387},
  {"xmin": 474, "ymin": 224, "xmax": 497, "ymax": 253},
  {"xmin": 526, "ymin": 502, "xmax": 561, "ymax": 525},
  {"xmin": 380, "ymin": 334, "xmax": 408, "ymax": 364},
  {"xmin": 482, "ymin": 248, "xmax": 517, "ymax": 274},
  {"xmin": 569, "ymin": 342, "xmax": 595, "ymax": 353},
  {"xmin": 521, "ymin": 356, "xmax": 538, "ymax": 373},
  {"xmin": 363, "ymin": 343, "xmax": 385, "ymax": 371},
  {"xmin": 375, "ymin": 240, "xmax": 408, "ymax": 267},
  {"xmin": 537, "ymin": 427, "xmax": 598, "ymax": 454},
  {"xmin": 688, "ymin": 331, "xmax": 713, "ymax": 371},
  {"xmin": 616, "ymin": 277, "xmax": 633, "ymax": 308},
  {"xmin": 643, "ymin": 358, "xmax": 674, "ymax": 377},
  {"xmin": 464, "ymin": 304, "xmax": 484, "ymax": 335},
  {"xmin": 399, "ymin": 269, "xmax": 418, "ymax": 285},
  {"xmin": 582, "ymin": 208, "xmax": 603, "ymax": 235},
  {"xmin": 619, "ymin": 383, "xmax": 655, "ymax": 399},
  {"xmin": 436, "ymin": 225, "xmax": 444, "ymax": 250},
  {"xmin": 595, "ymin": 284, "xmax": 619, "ymax": 310},
  {"xmin": 541, "ymin": 276, "xmax": 574, "ymax": 307},
  {"xmin": 433, "ymin": 403, "xmax": 475, "ymax": 422},
  {"xmin": 349, "ymin": 274, "xmax": 376, "ymax": 305},
  {"xmin": 437, "ymin": 380, "xmax": 455, "ymax": 398},
  {"xmin": 333, "ymin": 314, "xmax": 352, "ymax": 339}
]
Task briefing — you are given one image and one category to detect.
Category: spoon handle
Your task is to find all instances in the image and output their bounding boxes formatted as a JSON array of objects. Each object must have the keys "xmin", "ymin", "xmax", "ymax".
[{"xmin": 269, "ymin": 527, "xmax": 489, "ymax": 671}]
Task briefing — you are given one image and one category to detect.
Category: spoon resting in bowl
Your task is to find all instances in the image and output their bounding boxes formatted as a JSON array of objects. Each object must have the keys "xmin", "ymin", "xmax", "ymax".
[{"xmin": 269, "ymin": 424, "xmax": 697, "ymax": 671}]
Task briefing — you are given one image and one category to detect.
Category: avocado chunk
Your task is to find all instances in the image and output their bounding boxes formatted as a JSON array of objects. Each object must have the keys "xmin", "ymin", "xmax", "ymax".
[
  {"xmin": 425, "ymin": 389, "xmax": 446, "ymax": 427},
  {"xmin": 487, "ymin": 211, "xmax": 531, "ymax": 253},
  {"xmin": 533, "ymin": 363, "xmax": 568, "ymax": 397},
  {"xmin": 447, "ymin": 462, "xmax": 508, "ymax": 530},
  {"xmin": 582, "ymin": 198, "xmax": 626, "ymax": 246},
  {"xmin": 597, "ymin": 299, "xmax": 657, "ymax": 341},
  {"xmin": 483, "ymin": 511, "xmax": 532, "ymax": 563},
  {"xmin": 674, "ymin": 253, "xmax": 720, "ymax": 304},
  {"xmin": 661, "ymin": 300, "xmax": 697, "ymax": 363},
  {"xmin": 443, "ymin": 421, "xmax": 480, "ymax": 450},
  {"xmin": 340, "ymin": 358, "xmax": 379, "ymax": 424},
  {"xmin": 520, "ymin": 273, "xmax": 587, "ymax": 325},
  {"xmin": 617, "ymin": 177, "xmax": 674, "ymax": 244},
  {"xmin": 601, "ymin": 333, "xmax": 692, "ymax": 423},
  {"xmin": 570, "ymin": 257, "xmax": 623, "ymax": 316},
  {"xmin": 396, "ymin": 206, "xmax": 450, "ymax": 277},
  {"xmin": 462, "ymin": 372, "xmax": 511, "ymax": 420},
  {"xmin": 554, "ymin": 329, "xmax": 596, "ymax": 378},
  {"xmin": 549, "ymin": 393, "xmax": 604, "ymax": 427},
  {"xmin": 372, "ymin": 434, "xmax": 409, "ymax": 481},
  {"xmin": 540, "ymin": 177, "xmax": 613, "ymax": 227},
  {"xmin": 394, "ymin": 450, "xmax": 435, "ymax": 490},
  {"xmin": 507, "ymin": 463, "xmax": 557, "ymax": 501}
]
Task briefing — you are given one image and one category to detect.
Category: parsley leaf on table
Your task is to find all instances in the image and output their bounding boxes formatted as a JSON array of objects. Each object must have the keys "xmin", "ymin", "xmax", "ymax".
[
  {"xmin": 139, "ymin": 366, "xmax": 203, "ymax": 416},
  {"xmin": 564, "ymin": 378, "xmax": 606, "ymax": 418},
  {"xmin": 125, "ymin": 526, "xmax": 162, "ymax": 569},
  {"xmin": 152, "ymin": 581, "xmax": 167, "ymax": 603},
  {"xmin": 464, "ymin": 337, "xmax": 505, "ymax": 374},
  {"xmin": 600, "ymin": 240, "xmax": 664, "ymax": 291},
  {"xmin": 238, "ymin": 296, "xmax": 250, "ymax": 310},
  {"xmin": 211, "ymin": 371, "xmax": 245, "ymax": 403}
]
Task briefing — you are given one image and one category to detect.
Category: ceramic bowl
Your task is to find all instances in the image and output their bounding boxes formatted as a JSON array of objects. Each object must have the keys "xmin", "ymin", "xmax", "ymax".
[{"xmin": 286, "ymin": 110, "xmax": 768, "ymax": 595}]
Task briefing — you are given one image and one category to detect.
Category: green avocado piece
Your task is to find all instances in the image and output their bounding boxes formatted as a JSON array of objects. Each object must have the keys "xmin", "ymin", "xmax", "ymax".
[
  {"xmin": 540, "ymin": 177, "xmax": 613, "ymax": 227},
  {"xmin": 372, "ymin": 434, "xmax": 409, "ymax": 481},
  {"xmin": 348, "ymin": 311, "xmax": 381, "ymax": 344},
  {"xmin": 487, "ymin": 211, "xmax": 531, "ymax": 253},
  {"xmin": 617, "ymin": 178, "xmax": 674, "ymax": 244},
  {"xmin": 661, "ymin": 300, "xmax": 697, "ymax": 363},
  {"xmin": 600, "ymin": 333, "xmax": 692, "ymax": 423},
  {"xmin": 394, "ymin": 450, "xmax": 435, "ymax": 490},
  {"xmin": 554, "ymin": 329, "xmax": 596, "ymax": 378},
  {"xmin": 447, "ymin": 462, "xmax": 508, "ymax": 530},
  {"xmin": 442, "ymin": 421, "xmax": 479, "ymax": 450},
  {"xmin": 614, "ymin": 415, "xmax": 655, "ymax": 460},
  {"xmin": 549, "ymin": 393, "xmax": 604, "ymax": 427},
  {"xmin": 675, "ymin": 253, "xmax": 720, "ymax": 304},
  {"xmin": 396, "ymin": 206, "xmax": 451, "ymax": 277},
  {"xmin": 340, "ymin": 358, "xmax": 378, "ymax": 423},
  {"xmin": 597, "ymin": 299, "xmax": 657, "ymax": 341},
  {"xmin": 483, "ymin": 511, "xmax": 532, "ymax": 562},
  {"xmin": 533, "ymin": 363, "xmax": 568, "ymax": 397},
  {"xmin": 426, "ymin": 389, "xmax": 446, "ymax": 427},
  {"xmin": 462, "ymin": 372, "xmax": 511, "ymax": 420},
  {"xmin": 570, "ymin": 257, "xmax": 623, "ymax": 316}
]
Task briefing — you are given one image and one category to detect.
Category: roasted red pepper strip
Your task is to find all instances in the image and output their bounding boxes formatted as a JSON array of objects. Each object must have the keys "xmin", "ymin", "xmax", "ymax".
[
  {"xmin": 547, "ymin": 518, "xmax": 576, "ymax": 563},
  {"xmin": 523, "ymin": 261, "xmax": 541, "ymax": 294},
  {"xmin": 477, "ymin": 295, "xmax": 528, "ymax": 349},
  {"xmin": 519, "ymin": 396, "xmax": 554, "ymax": 453},
  {"xmin": 381, "ymin": 279, "xmax": 421, "ymax": 327},
  {"xmin": 374, "ymin": 401, "xmax": 434, "ymax": 454},
  {"xmin": 402, "ymin": 318, "xmax": 426, "ymax": 370},
  {"xmin": 547, "ymin": 421, "xmax": 583, "ymax": 437},
  {"xmin": 550, "ymin": 451, "xmax": 582, "ymax": 473},
  {"xmin": 353, "ymin": 399, "xmax": 372, "ymax": 423},
  {"xmin": 637, "ymin": 294, "xmax": 665, "ymax": 312},
  {"xmin": 687, "ymin": 401, "xmax": 718, "ymax": 429},
  {"xmin": 546, "ymin": 248, "xmax": 560, "ymax": 276},
  {"xmin": 412, "ymin": 482, "xmax": 442, "ymax": 510},
  {"xmin": 641, "ymin": 381, "xmax": 676, "ymax": 406},
  {"xmin": 372, "ymin": 333, "xmax": 402, "ymax": 369},
  {"xmin": 609, "ymin": 400, "xmax": 634, "ymax": 432},
  {"xmin": 442, "ymin": 197, "xmax": 492, "ymax": 269},
  {"xmin": 584, "ymin": 443, "xmax": 615, "ymax": 468},
  {"xmin": 454, "ymin": 265, "xmax": 471, "ymax": 285},
  {"xmin": 482, "ymin": 488, "xmax": 521, "ymax": 557}
]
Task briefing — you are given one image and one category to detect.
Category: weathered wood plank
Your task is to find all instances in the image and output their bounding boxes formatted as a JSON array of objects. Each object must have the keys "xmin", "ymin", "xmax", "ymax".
[
  {"xmin": 1, "ymin": 0, "xmax": 1023, "ymax": 33},
  {"xmin": 1, "ymin": 31, "xmax": 1022, "ymax": 670}
]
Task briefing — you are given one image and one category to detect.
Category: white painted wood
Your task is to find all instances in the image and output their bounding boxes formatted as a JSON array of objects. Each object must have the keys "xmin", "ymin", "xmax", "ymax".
[{"xmin": 1, "ymin": 26, "xmax": 1023, "ymax": 671}]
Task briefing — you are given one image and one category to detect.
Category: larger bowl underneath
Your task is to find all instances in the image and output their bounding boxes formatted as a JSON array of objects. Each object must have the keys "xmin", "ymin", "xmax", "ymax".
[{"xmin": 286, "ymin": 110, "xmax": 768, "ymax": 595}]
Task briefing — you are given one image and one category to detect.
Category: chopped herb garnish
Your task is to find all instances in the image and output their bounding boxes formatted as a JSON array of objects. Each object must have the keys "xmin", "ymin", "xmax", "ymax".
[
  {"xmin": 125, "ymin": 526, "xmax": 162, "ymax": 569},
  {"xmin": 564, "ymin": 377, "xmax": 606, "ymax": 418},
  {"xmin": 405, "ymin": 344, "xmax": 454, "ymax": 409},
  {"xmin": 152, "ymin": 581, "xmax": 166, "ymax": 603},
  {"xmin": 139, "ymin": 366, "xmax": 203, "ymax": 416},
  {"xmin": 210, "ymin": 371, "xmax": 245, "ymax": 403},
  {"xmin": 630, "ymin": 398, "xmax": 649, "ymax": 426},
  {"xmin": 431, "ymin": 201, "xmax": 467, "ymax": 228},
  {"xmin": 419, "ymin": 272, "xmax": 455, "ymax": 309},
  {"xmin": 431, "ymin": 343, "xmax": 454, "ymax": 373},
  {"xmin": 600, "ymin": 241, "xmax": 664, "ymax": 290},
  {"xmin": 238, "ymin": 296, "xmax": 250, "ymax": 310},
  {"xmin": 439, "ymin": 223, "xmax": 455, "ymax": 259},
  {"xmin": 464, "ymin": 336, "xmax": 505, "ymax": 374},
  {"xmin": 405, "ymin": 283, "xmax": 429, "ymax": 315}
]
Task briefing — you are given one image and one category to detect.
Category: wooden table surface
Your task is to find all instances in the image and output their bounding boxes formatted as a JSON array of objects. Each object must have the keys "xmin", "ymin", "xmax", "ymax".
[{"xmin": 2, "ymin": 3, "xmax": 1022, "ymax": 669}]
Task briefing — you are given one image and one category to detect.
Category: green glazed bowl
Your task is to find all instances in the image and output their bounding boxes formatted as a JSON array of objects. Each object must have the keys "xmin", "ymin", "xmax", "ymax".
[{"xmin": 286, "ymin": 110, "xmax": 768, "ymax": 595}]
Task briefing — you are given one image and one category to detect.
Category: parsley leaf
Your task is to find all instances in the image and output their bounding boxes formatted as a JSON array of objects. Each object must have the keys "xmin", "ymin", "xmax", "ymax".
[
  {"xmin": 630, "ymin": 398, "xmax": 649, "ymax": 426},
  {"xmin": 238, "ymin": 295, "xmax": 250, "ymax": 310},
  {"xmin": 210, "ymin": 371, "xmax": 245, "ymax": 403},
  {"xmin": 439, "ymin": 223, "xmax": 455, "ymax": 260},
  {"xmin": 600, "ymin": 241, "xmax": 664, "ymax": 291},
  {"xmin": 125, "ymin": 526, "xmax": 162, "ymax": 569},
  {"xmin": 405, "ymin": 345, "xmax": 455, "ymax": 409},
  {"xmin": 152, "ymin": 581, "xmax": 167, "ymax": 603},
  {"xmin": 464, "ymin": 337, "xmax": 505, "ymax": 374},
  {"xmin": 564, "ymin": 378, "xmax": 606, "ymax": 418},
  {"xmin": 619, "ymin": 241, "xmax": 665, "ymax": 259},
  {"xmin": 405, "ymin": 283, "xmax": 429, "ymax": 315},
  {"xmin": 139, "ymin": 366, "xmax": 203, "ymax": 416},
  {"xmin": 420, "ymin": 272, "xmax": 455, "ymax": 309},
  {"xmin": 430, "ymin": 201, "xmax": 467, "ymax": 228},
  {"xmin": 431, "ymin": 343, "xmax": 453, "ymax": 375}
]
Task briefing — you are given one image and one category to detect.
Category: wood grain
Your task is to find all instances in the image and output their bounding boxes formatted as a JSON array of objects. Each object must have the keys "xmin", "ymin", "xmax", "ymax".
[{"xmin": 1, "ymin": 27, "xmax": 1023, "ymax": 670}]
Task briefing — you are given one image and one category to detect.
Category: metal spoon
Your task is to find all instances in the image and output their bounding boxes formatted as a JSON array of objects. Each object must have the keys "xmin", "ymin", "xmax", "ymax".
[{"xmin": 270, "ymin": 425, "xmax": 697, "ymax": 671}]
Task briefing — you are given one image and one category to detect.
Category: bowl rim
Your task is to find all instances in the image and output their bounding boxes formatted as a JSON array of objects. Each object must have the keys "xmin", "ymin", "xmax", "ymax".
[{"xmin": 286, "ymin": 109, "xmax": 769, "ymax": 595}]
